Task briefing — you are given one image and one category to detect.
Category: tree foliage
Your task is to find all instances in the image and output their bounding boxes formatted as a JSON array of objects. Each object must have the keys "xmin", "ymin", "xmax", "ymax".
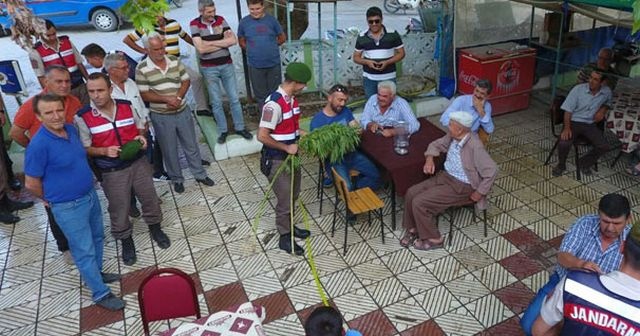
[
  {"xmin": 634, "ymin": 0, "xmax": 640, "ymax": 33},
  {"xmin": 2, "ymin": 0, "xmax": 45, "ymax": 50},
  {"xmin": 120, "ymin": 0, "xmax": 169, "ymax": 34}
]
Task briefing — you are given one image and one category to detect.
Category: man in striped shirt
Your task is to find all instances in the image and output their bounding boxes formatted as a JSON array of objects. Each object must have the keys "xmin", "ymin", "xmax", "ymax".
[
  {"xmin": 123, "ymin": 15, "xmax": 211, "ymax": 116},
  {"xmin": 135, "ymin": 33, "xmax": 214, "ymax": 194},
  {"xmin": 353, "ymin": 6, "xmax": 405, "ymax": 99},
  {"xmin": 191, "ymin": 0, "xmax": 252, "ymax": 144}
]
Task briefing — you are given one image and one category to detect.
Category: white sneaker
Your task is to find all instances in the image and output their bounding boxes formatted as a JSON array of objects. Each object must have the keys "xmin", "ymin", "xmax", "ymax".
[
  {"xmin": 153, "ymin": 174, "xmax": 170, "ymax": 182},
  {"xmin": 63, "ymin": 250, "xmax": 74, "ymax": 265}
]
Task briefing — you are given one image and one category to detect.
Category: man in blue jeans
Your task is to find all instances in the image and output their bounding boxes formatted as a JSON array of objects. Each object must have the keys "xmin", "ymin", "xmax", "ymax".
[
  {"xmin": 24, "ymin": 93, "xmax": 125, "ymax": 310},
  {"xmin": 520, "ymin": 193, "xmax": 631, "ymax": 335},
  {"xmin": 310, "ymin": 84, "xmax": 381, "ymax": 191},
  {"xmin": 190, "ymin": 0, "xmax": 252, "ymax": 144}
]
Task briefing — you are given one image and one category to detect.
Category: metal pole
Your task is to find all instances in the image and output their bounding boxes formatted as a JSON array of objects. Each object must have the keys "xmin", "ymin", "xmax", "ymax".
[
  {"xmin": 551, "ymin": 2, "xmax": 566, "ymax": 100},
  {"xmin": 235, "ymin": 0, "xmax": 253, "ymax": 104},
  {"xmin": 317, "ymin": 2, "xmax": 322, "ymax": 97},
  {"xmin": 333, "ymin": 1, "xmax": 337, "ymax": 85}
]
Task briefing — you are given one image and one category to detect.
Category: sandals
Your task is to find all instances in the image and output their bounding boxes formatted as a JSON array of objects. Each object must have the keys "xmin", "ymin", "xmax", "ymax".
[
  {"xmin": 400, "ymin": 231, "xmax": 418, "ymax": 248},
  {"xmin": 625, "ymin": 166, "xmax": 640, "ymax": 177},
  {"xmin": 412, "ymin": 238, "xmax": 444, "ymax": 251}
]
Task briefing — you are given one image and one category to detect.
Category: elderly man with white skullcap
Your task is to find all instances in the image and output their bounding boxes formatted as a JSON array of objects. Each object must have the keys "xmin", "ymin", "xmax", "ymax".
[{"xmin": 399, "ymin": 111, "xmax": 498, "ymax": 250}]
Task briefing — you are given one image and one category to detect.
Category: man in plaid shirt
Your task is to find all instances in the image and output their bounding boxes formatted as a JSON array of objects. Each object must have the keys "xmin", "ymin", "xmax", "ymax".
[{"xmin": 520, "ymin": 193, "xmax": 632, "ymax": 335}]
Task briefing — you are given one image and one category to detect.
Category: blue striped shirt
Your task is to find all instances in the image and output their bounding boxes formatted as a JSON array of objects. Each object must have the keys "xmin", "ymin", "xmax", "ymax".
[
  {"xmin": 360, "ymin": 95, "xmax": 420, "ymax": 134},
  {"xmin": 556, "ymin": 215, "xmax": 630, "ymax": 278},
  {"xmin": 444, "ymin": 134, "xmax": 470, "ymax": 184}
]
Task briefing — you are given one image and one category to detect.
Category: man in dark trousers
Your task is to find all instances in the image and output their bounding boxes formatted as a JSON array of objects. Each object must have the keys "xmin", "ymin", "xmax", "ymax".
[{"xmin": 257, "ymin": 62, "xmax": 312, "ymax": 255}]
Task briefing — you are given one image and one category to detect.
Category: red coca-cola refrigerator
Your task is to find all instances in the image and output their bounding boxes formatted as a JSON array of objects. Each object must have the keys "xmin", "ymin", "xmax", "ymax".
[{"xmin": 457, "ymin": 42, "xmax": 537, "ymax": 116}]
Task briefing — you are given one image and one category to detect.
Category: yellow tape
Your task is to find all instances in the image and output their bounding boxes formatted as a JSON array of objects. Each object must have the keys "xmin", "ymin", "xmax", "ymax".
[{"xmin": 299, "ymin": 198, "xmax": 330, "ymax": 307}]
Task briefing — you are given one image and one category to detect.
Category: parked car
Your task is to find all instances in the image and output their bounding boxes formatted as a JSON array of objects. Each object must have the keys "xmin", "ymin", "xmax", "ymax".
[{"xmin": 0, "ymin": 0, "xmax": 127, "ymax": 35}]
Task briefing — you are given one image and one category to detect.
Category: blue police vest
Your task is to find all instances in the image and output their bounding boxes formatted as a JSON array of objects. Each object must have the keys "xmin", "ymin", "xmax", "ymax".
[{"xmin": 561, "ymin": 270, "xmax": 640, "ymax": 336}]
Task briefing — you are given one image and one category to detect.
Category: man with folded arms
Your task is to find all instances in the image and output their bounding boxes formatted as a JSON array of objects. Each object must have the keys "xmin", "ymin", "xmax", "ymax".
[
  {"xmin": 75, "ymin": 73, "xmax": 170, "ymax": 266},
  {"xmin": 25, "ymin": 93, "xmax": 125, "ymax": 310}
]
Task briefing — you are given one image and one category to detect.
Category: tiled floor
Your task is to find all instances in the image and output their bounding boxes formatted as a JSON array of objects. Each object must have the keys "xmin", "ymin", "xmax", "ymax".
[{"xmin": 2, "ymin": 96, "xmax": 639, "ymax": 335}]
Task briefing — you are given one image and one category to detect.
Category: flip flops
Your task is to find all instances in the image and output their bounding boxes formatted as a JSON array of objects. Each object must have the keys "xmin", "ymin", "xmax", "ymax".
[
  {"xmin": 399, "ymin": 231, "xmax": 418, "ymax": 248},
  {"xmin": 412, "ymin": 238, "xmax": 444, "ymax": 251}
]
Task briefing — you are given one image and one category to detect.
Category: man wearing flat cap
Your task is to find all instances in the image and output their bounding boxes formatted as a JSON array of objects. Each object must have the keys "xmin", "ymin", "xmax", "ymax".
[
  {"xmin": 399, "ymin": 111, "xmax": 497, "ymax": 250},
  {"xmin": 257, "ymin": 62, "xmax": 312, "ymax": 255}
]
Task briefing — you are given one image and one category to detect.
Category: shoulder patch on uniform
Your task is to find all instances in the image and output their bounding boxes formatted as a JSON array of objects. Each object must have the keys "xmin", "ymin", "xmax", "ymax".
[{"xmin": 262, "ymin": 104, "xmax": 275, "ymax": 122}]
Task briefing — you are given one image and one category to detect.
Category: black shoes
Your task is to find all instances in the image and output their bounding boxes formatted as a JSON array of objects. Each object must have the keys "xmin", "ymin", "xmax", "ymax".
[
  {"xmin": 201, "ymin": 159, "xmax": 211, "ymax": 166},
  {"xmin": 217, "ymin": 132, "xmax": 228, "ymax": 144},
  {"xmin": 129, "ymin": 205, "xmax": 141, "ymax": 218},
  {"xmin": 279, "ymin": 235, "xmax": 304, "ymax": 256},
  {"xmin": 196, "ymin": 110, "xmax": 213, "ymax": 117},
  {"xmin": 101, "ymin": 272, "xmax": 121, "ymax": 284},
  {"xmin": 218, "ymin": 131, "xmax": 252, "ymax": 143},
  {"xmin": 2, "ymin": 195, "xmax": 34, "ymax": 212},
  {"xmin": 552, "ymin": 165, "xmax": 565, "ymax": 177},
  {"xmin": 150, "ymin": 225, "xmax": 171, "ymax": 249},
  {"xmin": 174, "ymin": 182, "xmax": 185, "ymax": 193},
  {"xmin": 236, "ymin": 129, "xmax": 253, "ymax": 140},
  {"xmin": 196, "ymin": 177, "xmax": 215, "ymax": 186},
  {"xmin": 0, "ymin": 212, "xmax": 19, "ymax": 224},
  {"xmin": 9, "ymin": 178, "xmax": 21, "ymax": 191},
  {"xmin": 96, "ymin": 293, "xmax": 125, "ymax": 311},
  {"xmin": 293, "ymin": 226, "xmax": 311, "ymax": 239},
  {"xmin": 121, "ymin": 237, "xmax": 137, "ymax": 266}
]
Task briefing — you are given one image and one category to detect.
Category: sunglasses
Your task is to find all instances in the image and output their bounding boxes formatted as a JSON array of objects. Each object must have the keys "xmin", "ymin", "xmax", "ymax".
[
  {"xmin": 367, "ymin": 19, "xmax": 381, "ymax": 25},
  {"xmin": 330, "ymin": 85, "xmax": 349, "ymax": 95}
]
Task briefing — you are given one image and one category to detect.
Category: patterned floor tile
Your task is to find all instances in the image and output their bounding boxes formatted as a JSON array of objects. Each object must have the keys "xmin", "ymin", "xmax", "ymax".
[
  {"xmin": 348, "ymin": 309, "xmax": 397, "ymax": 336},
  {"xmin": 36, "ymin": 310, "xmax": 80, "ymax": 335},
  {"xmin": 198, "ymin": 261, "xmax": 238, "ymax": 291},
  {"xmin": 478, "ymin": 236, "xmax": 520, "ymax": 261},
  {"xmin": 452, "ymin": 245, "xmax": 495, "ymax": 272},
  {"xmin": 352, "ymin": 258, "xmax": 394, "ymax": 286},
  {"xmin": 466, "ymin": 294, "xmax": 514, "ymax": 328},
  {"xmin": 400, "ymin": 319, "xmax": 445, "ymax": 336},
  {"xmin": 499, "ymin": 252, "xmax": 545, "ymax": 280},
  {"xmin": 262, "ymin": 312, "xmax": 306, "ymax": 336},
  {"xmin": 320, "ymin": 268, "xmax": 363, "ymax": 297},
  {"xmin": 365, "ymin": 276, "xmax": 411, "ymax": 307},
  {"xmin": 287, "ymin": 280, "xmax": 330, "ymax": 312},
  {"xmin": 242, "ymin": 270, "xmax": 283, "ymax": 300},
  {"xmin": 426, "ymin": 255, "xmax": 469, "ymax": 283},
  {"xmin": 489, "ymin": 213, "xmax": 522, "ymax": 235},
  {"xmin": 79, "ymin": 304, "xmax": 124, "ymax": 333},
  {"xmin": 382, "ymin": 296, "xmax": 430, "ymax": 332},
  {"xmin": 503, "ymin": 227, "xmax": 545, "ymax": 254},
  {"xmin": 0, "ymin": 303, "xmax": 39, "ymax": 332},
  {"xmin": 252, "ymin": 290, "xmax": 294, "ymax": 324},
  {"xmin": 521, "ymin": 270, "xmax": 551, "ymax": 293},
  {"xmin": 333, "ymin": 288, "xmax": 379, "ymax": 321},
  {"xmin": 494, "ymin": 281, "xmax": 536, "ymax": 315},
  {"xmin": 415, "ymin": 285, "xmax": 462, "ymax": 318},
  {"xmin": 444, "ymin": 273, "xmax": 490, "ymax": 305},
  {"xmin": 380, "ymin": 248, "xmax": 421, "ymax": 274},
  {"xmin": 435, "ymin": 306, "xmax": 485, "ymax": 336},
  {"xmin": 506, "ymin": 205, "xmax": 545, "ymax": 226},
  {"xmin": 203, "ymin": 281, "xmax": 248, "ymax": 313},
  {"xmin": 396, "ymin": 266, "xmax": 441, "ymax": 295},
  {"xmin": 477, "ymin": 315, "xmax": 525, "ymax": 336},
  {"xmin": 471, "ymin": 263, "xmax": 518, "ymax": 292}
]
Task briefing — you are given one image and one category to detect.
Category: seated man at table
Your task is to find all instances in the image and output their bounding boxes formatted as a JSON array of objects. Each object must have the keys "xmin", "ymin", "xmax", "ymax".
[
  {"xmin": 440, "ymin": 78, "xmax": 494, "ymax": 145},
  {"xmin": 520, "ymin": 193, "xmax": 632, "ymax": 335},
  {"xmin": 531, "ymin": 222, "xmax": 640, "ymax": 336},
  {"xmin": 360, "ymin": 81, "xmax": 420, "ymax": 137},
  {"xmin": 577, "ymin": 47, "xmax": 620, "ymax": 90},
  {"xmin": 310, "ymin": 84, "xmax": 381, "ymax": 190},
  {"xmin": 400, "ymin": 111, "xmax": 497, "ymax": 250},
  {"xmin": 552, "ymin": 70, "xmax": 611, "ymax": 177}
]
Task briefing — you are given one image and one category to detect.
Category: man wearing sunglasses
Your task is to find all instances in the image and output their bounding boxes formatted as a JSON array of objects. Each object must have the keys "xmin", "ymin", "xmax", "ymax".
[{"xmin": 353, "ymin": 6, "xmax": 405, "ymax": 99}]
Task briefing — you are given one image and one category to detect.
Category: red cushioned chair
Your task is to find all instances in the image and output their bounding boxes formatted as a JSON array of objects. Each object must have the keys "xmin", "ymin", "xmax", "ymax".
[{"xmin": 138, "ymin": 268, "xmax": 201, "ymax": 336}]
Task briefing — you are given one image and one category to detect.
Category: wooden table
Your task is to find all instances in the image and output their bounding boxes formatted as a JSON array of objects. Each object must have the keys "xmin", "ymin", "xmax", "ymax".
[
  {"xmin": 360, "ymin": 118, "xmax": 446, "ymax": 229},
  {"xmin": 158, "ymin": 302, "xmax": 265, "ymax": 336}
]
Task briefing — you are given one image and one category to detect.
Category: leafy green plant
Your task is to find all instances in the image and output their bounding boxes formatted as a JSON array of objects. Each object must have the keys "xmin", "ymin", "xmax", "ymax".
[
  {"xmin": 120, "ymin": 0, "xmax": 169, "ymax": 34},
  {"xmin": 299, "ymin": 123, "xmax": 361, "ymax": 164},
  {"xmin": 634, "ymin": 0, "xmax": 640, "ymax": 33}
]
